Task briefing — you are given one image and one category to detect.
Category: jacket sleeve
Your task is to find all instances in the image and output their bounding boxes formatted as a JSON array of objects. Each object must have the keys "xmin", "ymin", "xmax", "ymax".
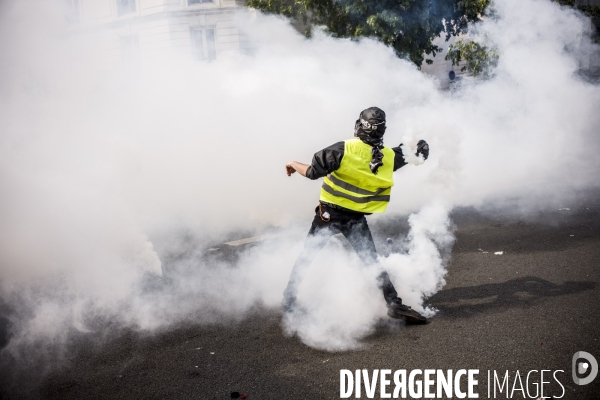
[
  {"xmin": 392, "ymin": 145, "xmax": 408, "ymax": 171},
  {"xmin": 305, "ymin": 141, "xmax": 345, "ymax": 180}
]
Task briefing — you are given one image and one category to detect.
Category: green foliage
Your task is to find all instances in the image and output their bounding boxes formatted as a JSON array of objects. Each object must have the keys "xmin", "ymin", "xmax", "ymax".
[
  {"xmin": 554, "ymin": 0, "xmax": 600, "ymax": 18},
  {"xmin": 245, "ymin": 0, "xmax": 490, "ymax": 66},
  {"xmin": 444, "ymin": 0, "xmax": 599, "ymax": 78},
  {"xmin": 445, "ymin": 38, "xmax": 499, "ymax": 78}
]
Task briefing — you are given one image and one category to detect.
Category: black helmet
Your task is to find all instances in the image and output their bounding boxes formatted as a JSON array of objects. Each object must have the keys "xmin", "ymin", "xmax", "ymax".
[{"xmin": 355, "ymin": 107, "xmax": 386, "ymax": 137}]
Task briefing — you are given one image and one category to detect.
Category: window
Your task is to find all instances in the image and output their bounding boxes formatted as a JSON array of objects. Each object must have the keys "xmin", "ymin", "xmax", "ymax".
[
  {"xmin": 206, "ymin": 29, "xmax": 216, "ymax": 61},
  {"xmin": 191, "ymin": 28, "xmax": 216, "ymax": 61},
  {"xmin": 66, "ymin": 0, "xmax": 79, "ymax": 14},
  {"xmin": 188, "ymin": 0, "xmax": 213, "ymax": 4},
  {"xmin": 65, "ymin": 0, "xmax": 80, "ymax": 22},
  {"xmin": 191, "ymin": 29, "xmax": 204, "ymax": 60},
  {"xmin": 117, "ymin": 0, "xmax": 136, "ymax": 16}
]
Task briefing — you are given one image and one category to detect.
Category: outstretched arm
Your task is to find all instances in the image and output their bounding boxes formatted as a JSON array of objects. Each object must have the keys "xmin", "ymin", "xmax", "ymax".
[
  {"xmin": 392, "ymin": 139, "xmax": 429, "ymax": 171},
  {"xmin": 285, "ymin": 161, "xmax": 310, "ymax": 177},
  {"xmin": 391, "ymin": 146, "xmax": 408, "ymax": 171},
  {"xmin": 286, "ymin": 141, "xmax": 345, "ymax": 179}
]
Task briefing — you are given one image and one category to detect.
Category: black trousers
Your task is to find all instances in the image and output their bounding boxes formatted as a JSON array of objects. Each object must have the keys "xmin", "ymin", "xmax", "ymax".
[{"xmin": 283, "ymin": 203, "xmax": 399, "ymax": 306}]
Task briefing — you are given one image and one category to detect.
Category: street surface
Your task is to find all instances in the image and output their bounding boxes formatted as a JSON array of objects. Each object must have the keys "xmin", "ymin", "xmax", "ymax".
[{"xmin": 1, "ymin": 195, "xmax": 599, "ymax": 399}]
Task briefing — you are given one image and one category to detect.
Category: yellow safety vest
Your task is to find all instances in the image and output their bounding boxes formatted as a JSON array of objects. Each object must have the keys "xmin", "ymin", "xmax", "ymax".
[{"xmin": 319, "ymin": 138, "xmax": 394, "ymax": 213}]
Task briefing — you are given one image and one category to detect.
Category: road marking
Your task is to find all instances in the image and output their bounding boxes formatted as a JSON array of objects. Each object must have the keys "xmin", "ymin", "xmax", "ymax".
[{"xmin": 223, "ymin": 235, "xmax": 269, "ymax": 246}]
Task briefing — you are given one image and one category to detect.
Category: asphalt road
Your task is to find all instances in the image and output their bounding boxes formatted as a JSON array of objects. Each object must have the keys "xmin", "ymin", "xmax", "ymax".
[{"xmin": 1, "ymin": 198, "xmax": 599, "ymax": 399}]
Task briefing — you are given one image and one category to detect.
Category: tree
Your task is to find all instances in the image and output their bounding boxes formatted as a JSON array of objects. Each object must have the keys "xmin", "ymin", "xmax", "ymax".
[
  {"xmin": 554, "ymin": 0, "xmax": 600, "ymax": 18},
  {"xmin": 445, "ymin": 1, "xmax": 600, "ymax": 78},
  {"xmin": 445, "ymin": 38, "xmax": 499, "ymax": 77},
  {"xmin": 245, "ymin": 0, "xmax": 490, "ymax": 66}
]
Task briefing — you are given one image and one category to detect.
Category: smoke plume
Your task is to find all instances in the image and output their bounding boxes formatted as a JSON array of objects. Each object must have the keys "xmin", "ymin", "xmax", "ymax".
[{"xmin": 0, "ymin": 0, "xmax": 598, "ymax": 366}]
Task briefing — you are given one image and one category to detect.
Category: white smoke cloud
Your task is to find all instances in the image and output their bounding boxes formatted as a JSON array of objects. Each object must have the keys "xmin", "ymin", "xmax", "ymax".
[
  {"xmin": 0, "ymin": 0, "xmax": 598, "ymax": 363},
  {"xmin": 284, "ymin": 202, "xmax": 454, "ymax": 351},
  {"xmin": 380, "ymin": 202, "xmax": 455, "ymax": 316}
]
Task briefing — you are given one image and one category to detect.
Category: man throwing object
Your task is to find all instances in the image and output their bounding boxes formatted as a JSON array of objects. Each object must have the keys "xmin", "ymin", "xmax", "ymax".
[{"xmin": 283, "ymin": 107, "xmax": 430, "ymax": 323}]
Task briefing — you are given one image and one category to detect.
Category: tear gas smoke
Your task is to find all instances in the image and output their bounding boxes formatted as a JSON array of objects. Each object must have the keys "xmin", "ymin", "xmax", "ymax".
[
  {"xmin": 284, "ymin": 202, "xmax": 453, "ymax": 350},
  {"xmin": 0, "ymin": 0, "xmax": 598, "ymax": 369}
]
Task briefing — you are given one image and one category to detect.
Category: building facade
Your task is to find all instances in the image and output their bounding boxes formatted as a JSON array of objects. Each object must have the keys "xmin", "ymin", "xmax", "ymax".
[{"xmin": 65, "ymin": 0, "xmax": 249, "ymax": 66}]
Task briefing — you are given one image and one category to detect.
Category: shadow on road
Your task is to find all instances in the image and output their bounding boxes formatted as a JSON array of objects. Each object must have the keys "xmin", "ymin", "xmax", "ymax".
[{"xmin": 428, "ymin": 276, "xmax": 596, "ymax": 318}]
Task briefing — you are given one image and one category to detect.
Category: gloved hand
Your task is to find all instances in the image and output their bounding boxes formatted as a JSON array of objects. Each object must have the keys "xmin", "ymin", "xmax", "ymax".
[{"xmin": 416, "ymin": 140, "xmax": 429, "ymax": 160}]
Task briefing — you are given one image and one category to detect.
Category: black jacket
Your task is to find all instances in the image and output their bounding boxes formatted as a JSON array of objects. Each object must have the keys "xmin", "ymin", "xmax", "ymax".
[{"xmin": 305, "ymin": 140, "xmax": 408, "ymax": 180}]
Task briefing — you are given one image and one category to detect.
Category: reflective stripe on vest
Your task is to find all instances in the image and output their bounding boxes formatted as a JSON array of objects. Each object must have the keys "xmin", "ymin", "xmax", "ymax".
[
  {"xmin": 321, "ymin": 183, "xmax": 391, "ymax": 203},
  {"xmin": 319, "ymin": 138, "xmax": 394, "ymax": 214},
  {"xmin": 326, "ymin": 174, "xmax": 389, "ymax": 196}
]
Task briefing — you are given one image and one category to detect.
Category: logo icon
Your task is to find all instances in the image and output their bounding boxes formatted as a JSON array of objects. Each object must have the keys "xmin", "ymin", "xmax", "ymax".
[{"xmin": 572, "ymin": 351, "xmax": 598, "ymax": 385}]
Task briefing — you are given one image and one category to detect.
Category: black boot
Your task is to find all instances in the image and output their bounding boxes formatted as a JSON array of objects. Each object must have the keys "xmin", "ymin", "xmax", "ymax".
[{"xmin": 387, "ymin": 298, "xmax": 427, "ymax": 323}]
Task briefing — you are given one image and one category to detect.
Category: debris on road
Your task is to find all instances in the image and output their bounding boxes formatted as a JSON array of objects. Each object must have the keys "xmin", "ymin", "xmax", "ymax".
[
  {"xmin": 558, "ymin": 208, "xmax": 570, "ymax": 211},
  {"xmin": 494, "ymin": 251, "xmax": 504, "ymax": 255}
]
